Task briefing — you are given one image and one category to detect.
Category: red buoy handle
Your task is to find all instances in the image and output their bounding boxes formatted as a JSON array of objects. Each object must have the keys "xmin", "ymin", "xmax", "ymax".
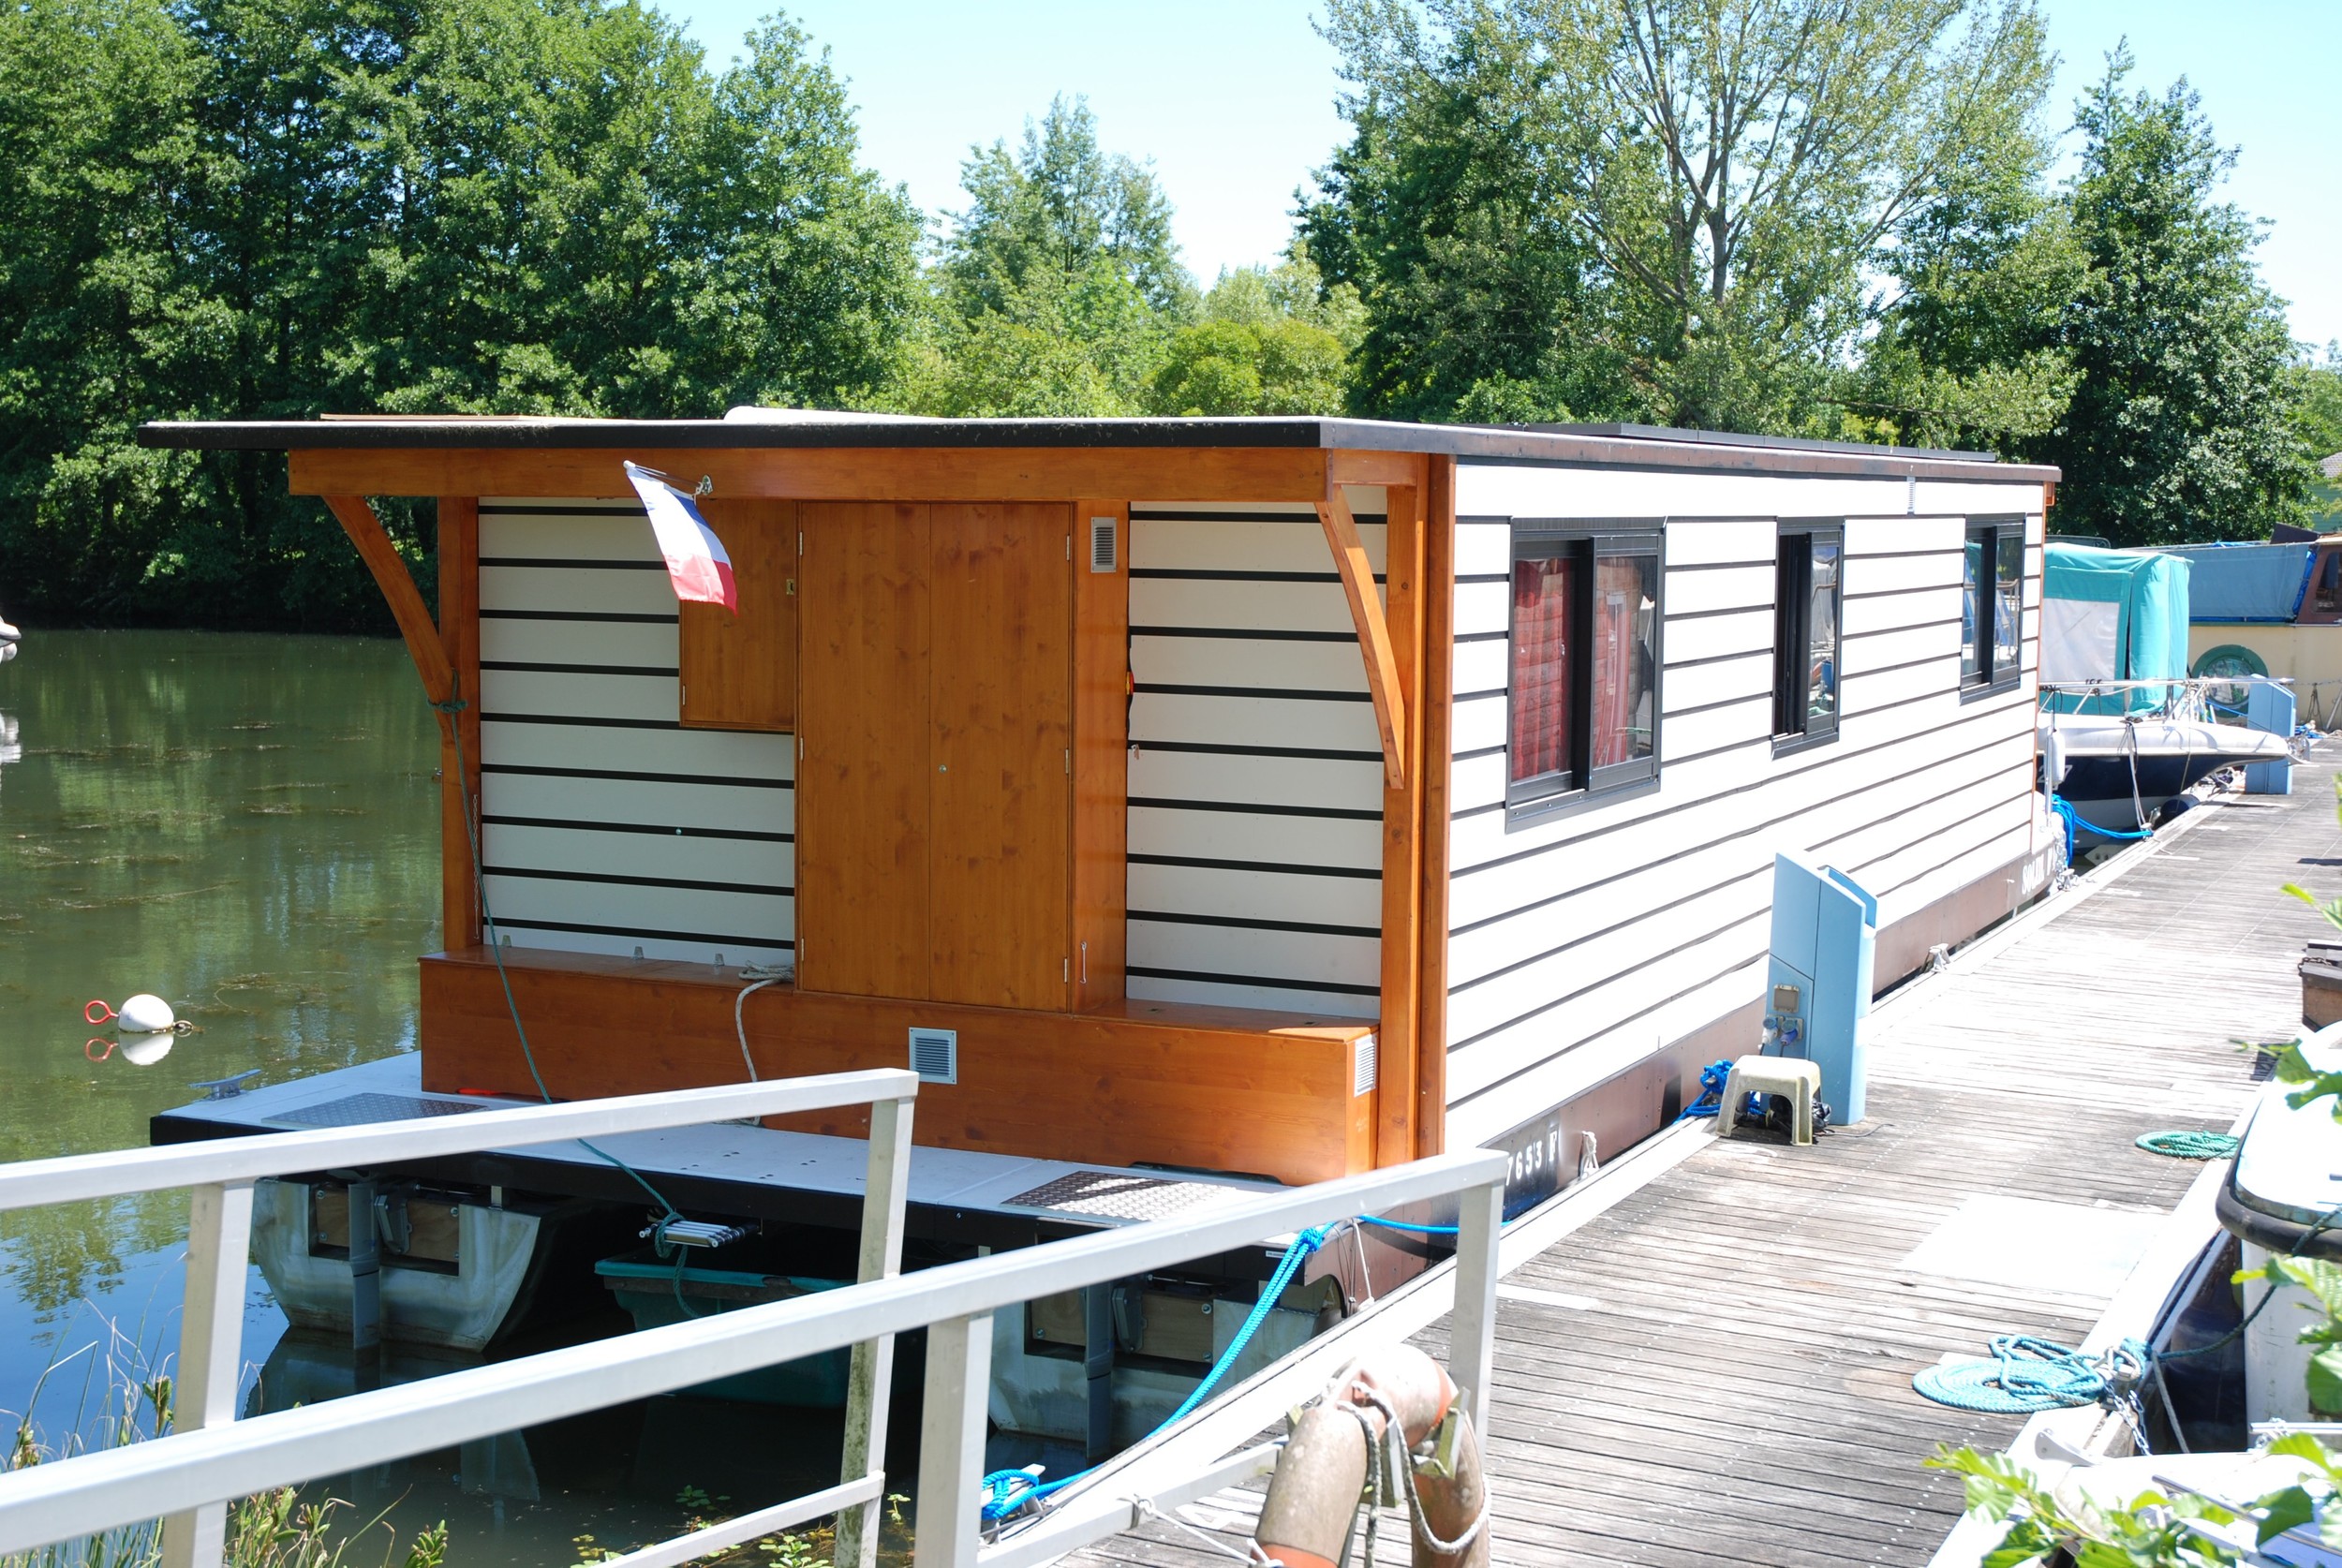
[
  {"xmin": 85, "ymin": 1038, "xmax": 116, "ymax": 1061},
  {"xmin": 84, "ymin": 999, "xmax": 116, "ymax": 1025}
]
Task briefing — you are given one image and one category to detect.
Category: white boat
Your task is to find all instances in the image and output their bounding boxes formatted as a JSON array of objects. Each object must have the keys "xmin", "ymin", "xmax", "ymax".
[
  {"xmin": 0, "ymin": 609, "xmax": 17, "ymax": 663},
  {"xmin": 2039, "ymin": 714, "xmax": 2293, "ymax": 844}
]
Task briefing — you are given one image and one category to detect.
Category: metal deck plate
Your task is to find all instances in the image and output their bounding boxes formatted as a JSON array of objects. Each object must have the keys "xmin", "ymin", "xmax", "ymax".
[
  {"xmin": 1001, "ymin": 1170, "xmax": 1248, "ymax": 1222},
  {"xmin": 273, "ymin": 1092, "xmax": 487, "ymax": 1129}
]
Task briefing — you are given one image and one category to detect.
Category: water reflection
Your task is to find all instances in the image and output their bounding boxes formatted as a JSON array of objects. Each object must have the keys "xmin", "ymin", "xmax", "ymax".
[{"xmin": 0, "ymin": 629, "xmax": 437, "ymax": 1434}]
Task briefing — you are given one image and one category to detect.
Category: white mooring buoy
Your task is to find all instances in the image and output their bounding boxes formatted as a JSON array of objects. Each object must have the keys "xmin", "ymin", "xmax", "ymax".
[
  {"xmin": 118, "ymin": 993, "xmax": 178, "ymax": 1033},
  {"xmin": 85, "ymin": 993, "xmax": 187, "ymax": 1034}
]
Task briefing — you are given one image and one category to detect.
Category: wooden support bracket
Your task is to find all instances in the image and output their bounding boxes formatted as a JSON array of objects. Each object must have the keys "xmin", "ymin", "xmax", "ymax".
[
  {"xmin": 323, "ymin": 495, "xmax": 455, "ymax": 711},
  {"xmin": 1315, "ymin": 484, "xmax": 1407, "ymax": 790}
]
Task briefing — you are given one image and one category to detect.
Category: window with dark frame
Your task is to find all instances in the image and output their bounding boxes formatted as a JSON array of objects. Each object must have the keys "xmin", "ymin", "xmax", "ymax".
[
  {"xmin": 1961, "ymin": 520, "xmax": 2025, "ymax": 692},
  {"xmin": 1772, "ymin": 523, "xmax": 1842, "ymax": 747},
  {"xmin": 1507, "ymin": 520, "xmax": 1663, "ymax": 817}
]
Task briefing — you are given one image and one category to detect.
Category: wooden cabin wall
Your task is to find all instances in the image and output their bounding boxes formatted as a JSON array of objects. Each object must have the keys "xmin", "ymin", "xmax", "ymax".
[
  {"xmin": 1124, "ymin": 496, "xmax": 1390, "ymax": 1019},
  {"xmin": 472, "ymin": 498, "xmax": 795, "ymax": 967},
  {"xmin": 1438, "ymin": 466, "xmax": 2048, "ymax": 1151}
]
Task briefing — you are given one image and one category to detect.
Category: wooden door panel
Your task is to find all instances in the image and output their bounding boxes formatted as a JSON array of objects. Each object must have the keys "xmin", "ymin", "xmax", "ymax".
[
  {"xmin": 680, "ymin": 499, "xmax": 797, "ymax": 732},
  {"xmin": 796, "ymin": 502, "xmax": 931, "ymax": 999},
  {"xmin": 929, "ymin": 502, "xmax": 1073, "ymax": 1009}
]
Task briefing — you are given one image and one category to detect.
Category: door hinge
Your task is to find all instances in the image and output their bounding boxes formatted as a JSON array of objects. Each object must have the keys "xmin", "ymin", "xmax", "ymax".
[
  {"xmin": 798, "ymin": 530, "xmax": 804, "ymax": 555},
  {"xmin": 1064, "ymin": 747, "xmax": 1071, "ymax": 774},
  {"xmin": 1063, "ymin": 957, "xmax": 1070, "ymax": 983},
  {"xmin": 1065, "ymin": 535, "xmax": 1072, "ymax": 561}
]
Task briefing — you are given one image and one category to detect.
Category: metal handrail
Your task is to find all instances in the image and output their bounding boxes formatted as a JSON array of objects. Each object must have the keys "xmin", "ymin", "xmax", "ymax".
[
  {"xmin": 0, "ymin": 1071, "xmax": 916, "ymax": 1210},
  {"xmin": 0, "ymin": 1070, "xmax": 920, "ymax": 1568},
  {"xmin": 0, "ymin": 1141, "xmax": 1509, "ymax": 1568}
]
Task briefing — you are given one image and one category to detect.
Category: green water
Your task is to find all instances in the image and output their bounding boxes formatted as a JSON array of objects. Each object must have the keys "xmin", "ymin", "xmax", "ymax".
[
  {"xmin": 0, "ymin": 631, "xmax": 907, "ymax": 1565},
  {"xmin": 0, "ymin": 629, "xmax": 439, "ymax": 1341}
]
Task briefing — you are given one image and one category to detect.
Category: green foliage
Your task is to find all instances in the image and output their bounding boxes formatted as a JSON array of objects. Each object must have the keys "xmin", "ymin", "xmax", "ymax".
[
  {"xmin": 2238, "ymin": 1255, "xmax": 2342, "ymax": 1415},
  {"xmin": 2290, "ymin": 348, "xmax": 2342, "ymax": 530},
  {"xmin": 0, "ymin": 0, "xmax": 922, "ymax": 629},
  {"xmin": 1308, "ymin": 0, "xmax": 2058, "ymax": 434},
  {"xmin": 3, "ymin": 1326, "xmax": 446, "ymax": 1568},
  {"xmin": 1932, "ymin": 1435, "xmax": 2342, "ymax": 1565},
  {"xmin": 1145, "ymin": 257, "xmax": 1358, "ymax": 416},
  {"xmin": 2032, "ymin": 49, "xmax": 2316, "ymax": 545},
  {"xmin": 941, "ymin": 95, "xmax": 1188, "ymax": 321},
  {"xmin": 889, "ymin": 95, "xmax": 1191, "ymax": 418}
]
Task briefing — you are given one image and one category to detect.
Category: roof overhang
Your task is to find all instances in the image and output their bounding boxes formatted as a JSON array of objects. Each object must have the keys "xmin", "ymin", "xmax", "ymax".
[{"xmin": 136, "ymin": 414, "xmax": 2061, "ymax": 497}]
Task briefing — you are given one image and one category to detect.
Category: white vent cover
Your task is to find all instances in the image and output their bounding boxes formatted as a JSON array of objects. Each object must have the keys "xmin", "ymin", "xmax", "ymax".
[
  {"xmin": 1089, "ymin": 514, "xmax": 1119, "ymax": 573},
  {"xmin": 1353, "ymin": 1033, "xmax": 1378, "ymax": 1097},
  {"xmin": 910, "ymin": 1027, "xmax": 958, "ymax": 1086}
]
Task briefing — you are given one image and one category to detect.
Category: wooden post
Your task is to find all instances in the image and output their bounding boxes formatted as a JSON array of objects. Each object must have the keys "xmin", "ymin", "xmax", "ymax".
[
  {"xmin": 323, "ymin": 496, "xmax": 454, "ymax": 707},
  {"xmin": 1070, "ymin": 499, "xmax": 1130, "ymax": 1010},
  {"xmin": 1314, "ymin": 485, "xmax": 1407, "ymax": 790},
  {"xmin": 1376, "ymin": 481, "xmax": 1426, "ymax": 1169},
  {"xmin": 1415, "ymin": 458, "xmax": 1459, "ymax": 1160},
  {"xmin": 437, "ymin": 498, "xmax": 482, "ymax": 951}
]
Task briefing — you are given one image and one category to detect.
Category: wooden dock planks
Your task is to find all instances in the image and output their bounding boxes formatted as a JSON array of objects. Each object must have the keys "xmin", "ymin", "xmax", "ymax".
[{"xmin": 1068, "ymin": 752, "xmax": 2342, "ymax": 1568}]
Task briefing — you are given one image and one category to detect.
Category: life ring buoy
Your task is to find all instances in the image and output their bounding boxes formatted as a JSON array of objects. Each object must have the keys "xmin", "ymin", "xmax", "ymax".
[{"xmin": 1253, "ymin": 1345, "xmax": 1490, "ymax": 1568}]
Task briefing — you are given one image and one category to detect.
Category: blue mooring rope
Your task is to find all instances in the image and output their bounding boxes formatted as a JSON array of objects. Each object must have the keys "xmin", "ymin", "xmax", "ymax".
[
  {"xmin": 1914, "ymin": 1335, "xmax": 2151, "ymax": 1414},
  {"xmin": 979, "ymin": 1222, "xmax": 1334, "ymax": 1522},
  {"xmin": 1673, "ymin": 1058, "xmax": 1741, "ymax": 1123}
]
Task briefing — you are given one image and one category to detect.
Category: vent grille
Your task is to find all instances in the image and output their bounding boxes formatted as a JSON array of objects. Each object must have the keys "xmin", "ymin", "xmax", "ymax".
[
  {"xmin": 910, "ymin": 1027, "xmax": 957, "ymax": 1086},
  {"xmin": 1353, "ymin": 1033, "xmax": 1378, "ymax": 1097},
  {"xmin": 1089, "ymin": 515, "xmax": 1119, "ymax": 574}
]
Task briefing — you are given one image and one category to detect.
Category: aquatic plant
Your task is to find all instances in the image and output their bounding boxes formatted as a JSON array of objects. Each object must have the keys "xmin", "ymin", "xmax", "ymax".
[
  {"xmin": 569, "ymin": 1486, "xmax": 914, "ymax": 1568},
  {"xmin": 1, "ymin": 1315, "xmax": 446, "ymax": 1568}
]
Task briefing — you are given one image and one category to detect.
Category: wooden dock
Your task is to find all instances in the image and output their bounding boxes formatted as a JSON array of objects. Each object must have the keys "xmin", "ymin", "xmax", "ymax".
[{"xmin": 1068, "ymin": 756, "xmax": 2341, "ymax": 1568}]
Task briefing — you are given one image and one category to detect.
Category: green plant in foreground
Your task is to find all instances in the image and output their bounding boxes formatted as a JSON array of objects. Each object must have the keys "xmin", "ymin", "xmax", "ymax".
[
  {"xmin": 3, "ymin": 1312, "xmax": 445, "ymax": 1568},
  {"xmin": 1934, "ymin": 1433, "xmax": 2342, "ymax": 1565}
]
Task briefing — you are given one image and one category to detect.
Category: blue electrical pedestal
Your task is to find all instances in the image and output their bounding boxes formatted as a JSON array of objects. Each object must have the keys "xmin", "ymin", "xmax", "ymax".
[
  {"xmin": 2246, "ymin": 682, "xmax": 2295, "ymax": 796},
  {"xmin": 1763, "ymin": 851, "xmax": 1878, "ymax": 1127}
]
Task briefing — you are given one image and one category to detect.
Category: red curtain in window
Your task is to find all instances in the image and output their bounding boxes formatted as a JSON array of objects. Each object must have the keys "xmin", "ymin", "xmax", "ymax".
[
  {"xmin": 1592, "ymin": 555, "xmax": 1654, "ymax": 769},
  {"xmin": 1509, "ymin": 555, "xmax": 1574, "ymax": 781}
]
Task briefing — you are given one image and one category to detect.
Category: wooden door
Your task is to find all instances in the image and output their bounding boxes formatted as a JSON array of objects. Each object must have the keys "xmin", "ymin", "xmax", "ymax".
[
  {"xmin": 796, "ymin": 502, "xmax": 931, "ymax": 999},
  {"xmin": 929, "ymin": 503, "xmax": 1073, "ymax": 1009},
  {"xmin": 679, "ymin": 498, "xmax": 797, "ymax": 732}
]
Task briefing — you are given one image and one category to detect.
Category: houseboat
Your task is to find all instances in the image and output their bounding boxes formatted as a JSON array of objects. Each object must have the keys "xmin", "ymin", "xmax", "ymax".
[
  {"xmin": 2165, "ymin": 534, "xmax": 2342, "ymax": 726},
  {"xmin": 137, "ymin": 412, "xmax": 2057, "ymax": 1440}
]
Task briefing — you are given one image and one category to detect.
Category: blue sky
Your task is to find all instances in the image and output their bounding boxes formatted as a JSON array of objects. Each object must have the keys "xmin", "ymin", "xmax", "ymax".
[{"xmin": 667, "ymin": 2, "xmax": 2342, "ymax": 349}]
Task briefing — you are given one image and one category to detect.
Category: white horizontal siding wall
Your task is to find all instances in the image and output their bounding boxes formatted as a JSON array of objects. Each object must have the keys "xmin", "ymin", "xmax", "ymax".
[
  {"xmin": 1125, "ymin": 501, "xmax": 1386, "ymax": 1018},
  {"xmin": 1443, "ymin": 465, "xmax": 2047, "ymax": 1148},
  {"xmin": 476, "ymin": 499, "xmax": 793, "ymax": 966}
]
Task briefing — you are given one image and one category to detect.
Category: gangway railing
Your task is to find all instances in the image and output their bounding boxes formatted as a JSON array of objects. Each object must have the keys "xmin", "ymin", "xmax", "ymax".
[
  {"xmin": 0, "ymin": 1069, "xmax": 921, "ymax": 1568},
  {"xmin": 0, "ymin": 1127, "xmax": 1508, "ymax": 1568}
]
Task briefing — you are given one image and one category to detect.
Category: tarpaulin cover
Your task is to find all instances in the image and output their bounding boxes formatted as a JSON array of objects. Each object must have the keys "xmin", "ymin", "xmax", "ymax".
[
  {"xmin": 2160, "ymin": 541, "xmax": 2314, "ymax": 622},
  {"xmin": 2041, "ymin": 542, "xmax": 2191, "ymax": 714}
]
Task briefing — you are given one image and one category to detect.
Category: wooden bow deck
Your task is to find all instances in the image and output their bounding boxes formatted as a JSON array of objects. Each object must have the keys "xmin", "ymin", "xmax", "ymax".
[{"xmin": 1067, "ymin": 753, "xmax": 2340, "ymax": 1568}]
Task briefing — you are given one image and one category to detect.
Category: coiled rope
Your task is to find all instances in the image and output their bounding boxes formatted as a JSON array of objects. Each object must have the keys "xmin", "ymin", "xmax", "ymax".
[
  {"xmin": 2135, "ymin": 1130, "xmax": 2242, "ymax": 1160},
  {"xmin": 1913, "ymin": 1335, "xmax": 2148, "ymax": 1414}
]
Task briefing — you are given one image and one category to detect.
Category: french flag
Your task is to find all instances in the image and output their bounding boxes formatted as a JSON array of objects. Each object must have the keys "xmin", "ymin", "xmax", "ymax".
[{"xmin": 624, "ymin": 462, "xmax": 737, "ymax": 614}]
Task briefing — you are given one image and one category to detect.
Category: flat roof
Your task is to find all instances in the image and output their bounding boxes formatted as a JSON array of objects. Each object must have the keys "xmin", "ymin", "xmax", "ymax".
[{"xmin": 138, "ymin": 412, "xmax": 2059, "ymax": 484}]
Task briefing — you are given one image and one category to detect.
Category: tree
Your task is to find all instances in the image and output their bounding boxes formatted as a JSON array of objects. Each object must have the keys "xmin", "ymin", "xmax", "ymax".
[
  {"xmin": 897, "ymin": 96, "xmax": 1191, "ymax": 417},
  {"xmin": 1308, "ymin": 0, "xmax": 2057, "ymax": 432},
  {"xmin": 0, "ymin": 0, "xmax": 219, "ymax": 624},
  {"xmin": 1843, "ymin": 54, "xmax": 2085, "ymax": 450},
  {"xmin": 941, "ymin": 96, "xmax": 1187, "ymax": 320},
  {"xmin": 2285, "ymin": 346, "xmax": 2342, "ymax": 529},
  {"xmin": 2037, "ymin": 50, "xmax": 2313, "ymax": 545},
  {"xmin": 1146, "ymin": 253, "xmax": 1360, "ymax": 416},
  {"xmin": 0, "ymin": 0, "xmax": 925, "ymax": 628}
]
